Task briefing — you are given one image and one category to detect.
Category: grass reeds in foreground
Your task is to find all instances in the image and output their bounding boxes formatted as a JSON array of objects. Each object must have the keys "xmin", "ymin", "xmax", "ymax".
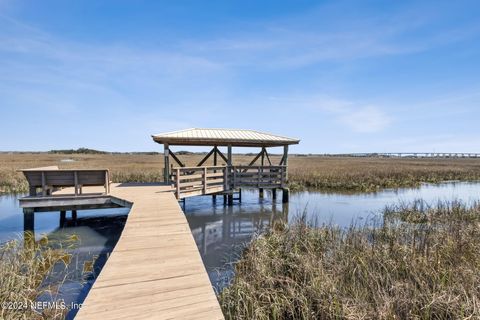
[
  {"xmin": 0, "ymin": 234, "xmax": 77, "ymax": 319},
  {"xmin": 220, "ymin": 201, "xmax": 480, "ymax": 319}
]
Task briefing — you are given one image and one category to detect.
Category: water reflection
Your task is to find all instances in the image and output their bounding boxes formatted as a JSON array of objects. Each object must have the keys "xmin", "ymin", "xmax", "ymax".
[
  {"xmin": 49, "ymin": 214, "xmax": 127, "ymax": 319},
  {"xmin": 1, "ymin": 181, "xmax": 479, "ymax": 298},
  {"xmin": 184, "ymin": 190, "xmax": 288, "ymax": 290},
  {"xmin": 184, "ymin": 182, "xmax": 480, "ymax": 291},
  {"xmin": 0, "ymin": 194, "xmax": 129, "ymax": 319}
]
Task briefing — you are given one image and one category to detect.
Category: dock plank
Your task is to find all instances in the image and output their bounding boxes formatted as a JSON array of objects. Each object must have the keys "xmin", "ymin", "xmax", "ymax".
[{"xmin": 62, "ymin": 183, "xmax": 224, "ymax": 319}]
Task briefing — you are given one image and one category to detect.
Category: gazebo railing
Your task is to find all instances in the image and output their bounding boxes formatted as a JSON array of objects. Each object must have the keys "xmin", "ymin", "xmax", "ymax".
[
  {"xmin": 231, "ymin": 165, "xmax": 286, "ymax": 189},
  {"xmin": 172, "ymin": 166, "xmax": 227, "ymax": 199},
  {"xmin": 172, "ymin": 165, "xmax": 287, "ymax": 199}
]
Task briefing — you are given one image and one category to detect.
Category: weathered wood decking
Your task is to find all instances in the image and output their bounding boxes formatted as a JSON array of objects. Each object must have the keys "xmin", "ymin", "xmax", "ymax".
[{"xmin": 60, "ymin": 183, "xmax": 223, "ymax": 319}]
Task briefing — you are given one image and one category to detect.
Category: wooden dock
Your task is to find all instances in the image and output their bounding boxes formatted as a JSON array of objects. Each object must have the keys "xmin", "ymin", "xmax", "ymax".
[
  {"xmin": 18, "ymin": 128, "xmax": 302, "ymax": 319},
  {"xmin": 55, "ymin": 183, "xmax": 223, "ymax": 319}
]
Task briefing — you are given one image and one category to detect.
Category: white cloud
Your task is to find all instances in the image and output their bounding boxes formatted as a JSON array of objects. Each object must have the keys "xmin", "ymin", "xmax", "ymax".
[
  {"xmin": 299, "ymin": 95, "xmax": 392, "ymax": 133},
  {"xmin": 339, "ymin": 106, "xmax": 391, "ymax": 133},
  {"xmin": 177, "ymin": 4, "xmax": 480, "ymax": 69},
  {"xmin": 267, "ymin": 94, "xmax": 392, "ymax": 133}
]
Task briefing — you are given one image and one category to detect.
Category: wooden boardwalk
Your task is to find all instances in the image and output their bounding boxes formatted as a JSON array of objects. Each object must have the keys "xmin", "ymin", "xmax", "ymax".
[{"xmin": 61, "ymin": 183, "xmax": 224, "ymax": 319}]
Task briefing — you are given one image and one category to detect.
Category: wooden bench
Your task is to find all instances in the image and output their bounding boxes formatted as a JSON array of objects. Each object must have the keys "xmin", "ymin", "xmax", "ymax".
[{"xmin": 20, "ymin": 167, "xmax": 110, "ymax": 196}]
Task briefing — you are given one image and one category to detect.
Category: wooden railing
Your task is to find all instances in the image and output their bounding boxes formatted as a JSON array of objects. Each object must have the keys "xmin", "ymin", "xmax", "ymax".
[
  {"xmin": 231, "ymin": 165, "xmax": 286, "ymax": 189},
  {"xmin": 172, "ymin": 166, "xmax": 227, "ymax": 199},
  {"xmin": 172, "ymin": 165, "xmax": 286, "ymax": 199}
]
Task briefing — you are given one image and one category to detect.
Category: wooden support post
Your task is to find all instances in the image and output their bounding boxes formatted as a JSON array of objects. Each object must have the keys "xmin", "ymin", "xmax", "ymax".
[
  {"xmin": 105, "ymin": 171, "xmax": 110, "ymax": 194},
  {"xmin": 223, "ymin": 194, "xmax": 227, "ymax": 205},
  {"xmin": 23, "ymin": 208, "xmax": 34, "ymax": 249},
  {"xmin": 227, "ymin": 145, "xmax": 232, "ymax": 165},
  {"xmin": 257, "ymin": 166, "xmax": 261, "ymax": 187},
  {"xmin": 41, "ymin": 171, "xmax": 46, "ymax": 196},
  {"xmin": 163, "ymin": 143, "xmax": 170, "ymax": 184},
  {"xmin": 239, "ymin": 188, "xmax": 242, "ymax": 202},
  {"xmin": 261, "ymin": 147, "xmax": 265, "ymax": 167},
  {"xmin": 60, "ymin": 210, "xmax": 66, "ymax": 227},
  {"xmin": 282, "ymin": 188, "xmax": 289, "ymax": 203},
  {"xmin": 259, "ymin": 147, "xmax": 265, "ymax": 198},
  {"xmin": 272, "ymin": 188, "xmax": 277, "ymax": 199},
  {"xmin": 213, "ymin": 146, "xmax": 217, "ymax": 202},
  {"xmin": 227, "ymin": 145, "xmax": 232, "ymax": 190},
  {"xmin": 233, "ymin": 168, "xmax": 237, "ymax": 190},
  {"xmin": 224, "ymin": 167, "xmax": 229, "ymax": 191},
  {"xmin": 24, "ymin": 208, "xmax": 34, "ymax": 232},
  {"xmin": 213, "ymin": 146, "xmax": 218, "ymax": 166},
  {"xmin": 203, "ymin": 167, "xmax": 207, "ymax": 195},
  {"xmin": 283, "ymin": 145, "xmax": 289, "ymax": 181},
  {"xmin": 72, "ymin": 210, "xmax": 77, "ymax": 221},
  {"xmin": 175, "ymin": 168, "xmax": 180, "ymax": 199},
  {"xmin": 74, "ymin": 171, "xmax": 79, "ymax": 195},
  {"xmin": 228, "ymin": 194, "xmax": 234, "ymax": 206}
]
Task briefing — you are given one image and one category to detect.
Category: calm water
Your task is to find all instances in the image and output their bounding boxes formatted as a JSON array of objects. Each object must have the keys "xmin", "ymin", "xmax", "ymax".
[
  {"xmin": 1, "ymin": 181, "xmax": 479, "ymax": 303},
  {"xmin": 0, "ymin": 195, "xmax": 129, "ymax": 319},
  {"xmin": 182, "ymin": 181, "xmax": 480, "ymax": 290}
]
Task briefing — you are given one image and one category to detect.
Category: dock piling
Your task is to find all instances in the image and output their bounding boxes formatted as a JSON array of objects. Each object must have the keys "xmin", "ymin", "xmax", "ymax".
[
  {"xmin": 60, "ymin": 210, "xmax": 66, "ymax": 227},
  {"xmin": 282, "ymin": 188, "xmax": 289, "ymax": 203},
  {"xmin": 23, "ymin": 208, "xmax": 35, "ymax": 248}
]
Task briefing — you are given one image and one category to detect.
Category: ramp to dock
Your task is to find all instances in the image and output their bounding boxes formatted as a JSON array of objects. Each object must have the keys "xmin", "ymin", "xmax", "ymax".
[{"xmin": 69, "ymin": 183, "xmax": 223, "ymax": 319}]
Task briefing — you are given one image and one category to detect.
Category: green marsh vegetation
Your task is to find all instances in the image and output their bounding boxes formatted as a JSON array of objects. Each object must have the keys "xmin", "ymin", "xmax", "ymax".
[{"xmin": 220, "ymin": 200, "xmax": 480, "ymax": 319}]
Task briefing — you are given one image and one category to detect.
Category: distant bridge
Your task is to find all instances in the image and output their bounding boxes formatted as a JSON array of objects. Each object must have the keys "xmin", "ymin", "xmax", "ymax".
[{"xmin": 325, "ymin": 153, "xmax": 480, "ymax": 158}]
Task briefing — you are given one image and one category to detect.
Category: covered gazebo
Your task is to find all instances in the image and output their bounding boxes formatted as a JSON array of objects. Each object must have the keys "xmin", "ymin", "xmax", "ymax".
[{"xmin": 151, "ymin": 128, "xmax": 299, "ymax": 203}]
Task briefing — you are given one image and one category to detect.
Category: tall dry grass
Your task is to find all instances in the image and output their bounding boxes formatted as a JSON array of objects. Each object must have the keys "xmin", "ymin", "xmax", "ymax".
[
  {"xmin": 220, "ymin": 200, "xmax": 480, "ymax": 319},
  {"xmin": 1, "ymin": 153, "xmax": 480, "ymax": 193},
  {"xmin": 288, "ymin": 156, "xmax": 480, "ymax": 192},
  {"xmin": 0, "ymin": 234, "xmax": 78, "ymax": 319}
]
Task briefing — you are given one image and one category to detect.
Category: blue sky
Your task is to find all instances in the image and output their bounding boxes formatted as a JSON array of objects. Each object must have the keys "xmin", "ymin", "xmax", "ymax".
[{"xmin": 1, "ymin": 0, "xmax": 479, "ymax": 153}]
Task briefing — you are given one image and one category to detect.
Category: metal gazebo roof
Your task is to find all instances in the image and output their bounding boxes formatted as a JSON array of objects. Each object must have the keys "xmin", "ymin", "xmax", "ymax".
[{"xmin": 152, "ymin": 128, "xmax": 300, "ymax": 147}]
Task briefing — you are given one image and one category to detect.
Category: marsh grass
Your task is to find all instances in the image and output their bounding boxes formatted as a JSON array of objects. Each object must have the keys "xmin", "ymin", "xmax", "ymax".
[
  {"xmin": 288, "ymin": 156, "xmax": 480, "ymax": 192},
  {"xmin": 1, "ymin": 153, "xmax": 480, "ymax": 193},
  {"xmin": 0, "ymin": 234, "xmax": 79, "ymax": 319},
  {"xmin": 220, "ymin": 201, "xmax": 480, "ymax": 319},
  {"xmin": 0, "ymin": 169, "xmax": 29, "ymax": 194}
]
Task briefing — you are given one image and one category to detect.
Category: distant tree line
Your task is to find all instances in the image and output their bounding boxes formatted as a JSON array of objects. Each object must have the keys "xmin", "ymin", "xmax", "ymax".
[
  {"xmin": 48, "ymin": 148, "xmax": 108, "ymax": 154},
  {"xmin": 46, "ymin": 148, "xmax": 197, "ymax": 155}
]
